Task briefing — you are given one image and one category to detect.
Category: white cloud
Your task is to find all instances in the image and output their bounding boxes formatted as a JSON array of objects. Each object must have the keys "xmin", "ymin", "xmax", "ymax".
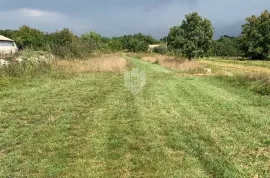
[
  {"xmin": 0, "ymin": 8, "xmax": 65, "ymax": 22},
  {"xmin": 18, "ymin": 8, "xmax": 63, "ymax": 18},
  {"xmin": 0, "ymin": 8, "xmax": 93, "ymax": 34}
]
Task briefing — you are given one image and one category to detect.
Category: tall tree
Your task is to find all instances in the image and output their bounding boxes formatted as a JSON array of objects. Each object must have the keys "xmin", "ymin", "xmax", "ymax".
[
  {"xmin": 168, "ymin": 12, "xmax": 214, "ymax": 60},
  {"xmin": 214, "ymin": 36, "xmax": 241, "ymax": 57},
  {"xmin": 240, "ymin": 10, "xmax": 270, "ymax": 60}
]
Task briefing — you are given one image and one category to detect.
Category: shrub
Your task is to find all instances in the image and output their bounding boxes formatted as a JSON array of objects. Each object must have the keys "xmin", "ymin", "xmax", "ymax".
[
  {"xmin": 0, "ymin": 60, "xmax": 52, "ymax": 78},
  {"xmin": 11, "ymin": 25, "xmax": 47, "ymax": 50},
  {"xmin": 153, "ymin": 46, "xmax": 168, "ymax": 55},
  {"xmin": 0, "ymin": 50, "xmax": 54, "ymax": 78}
]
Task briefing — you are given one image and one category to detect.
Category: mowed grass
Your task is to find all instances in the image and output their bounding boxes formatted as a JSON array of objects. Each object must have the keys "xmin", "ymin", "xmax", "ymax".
[{"xmin": 0, "ymin": 57, "xmax": 270, "ymax": 177}]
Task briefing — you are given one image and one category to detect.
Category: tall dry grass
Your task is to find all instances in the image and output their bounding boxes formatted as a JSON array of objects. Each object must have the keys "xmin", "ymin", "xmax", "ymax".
[
  {"xmin": 143, "ymin": 55, "xmax": 203, "ymax": 71},
  {"xmin": 54, "ymin": 55, "xmax": 127, "ymax": 73}
]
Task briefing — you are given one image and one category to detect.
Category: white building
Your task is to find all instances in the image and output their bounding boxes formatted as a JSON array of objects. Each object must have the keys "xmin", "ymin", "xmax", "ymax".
[
  {"xmin": 0, "ymin": 35, "xmax": 18, "ymax": 54},
  {"xmin": 148, "ymin": 44, "xmax": 161, "ymax": 52}
]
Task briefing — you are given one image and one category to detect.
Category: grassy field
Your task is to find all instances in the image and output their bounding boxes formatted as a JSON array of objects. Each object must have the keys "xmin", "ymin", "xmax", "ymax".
[
  {"xmin": 199, "ymin": 58, "xmax": 270, "ymax": 75},
  {"xmin": 0, "ymin": 56, "xmax": 270, "ymax": 177}
]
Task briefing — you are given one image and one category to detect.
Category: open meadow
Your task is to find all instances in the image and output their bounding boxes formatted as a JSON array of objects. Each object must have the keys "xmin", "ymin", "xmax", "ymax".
[{"xmin": 0, "ymin": 53, "xmax": 269, "ymax": 177}]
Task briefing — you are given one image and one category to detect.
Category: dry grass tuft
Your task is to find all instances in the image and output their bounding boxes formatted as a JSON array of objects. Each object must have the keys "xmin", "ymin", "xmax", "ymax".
[
  {"xmin": 142, "ymin": 55, "xmax": 204, "ymax": 71},
  {"xmin": 54, "ymin": 55, "xmax": 127, "ymax": 73}
]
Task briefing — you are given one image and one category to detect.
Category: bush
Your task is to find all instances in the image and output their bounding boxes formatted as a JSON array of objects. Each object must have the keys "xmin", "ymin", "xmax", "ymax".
[
  {"xmin": 153, "ymin": 46, "xmax": 168, "ymax": 55},
  {"xmin": 0, "ymin": 60, "xmax": 52, "ymax": 78},
  {"xmin": 11, "ymin": 25, "xmax": 48, "ymax": 50},
  {"xmin": 126, "ymin": 39, "xmax": 148, "ymax": 53},
  {"xmin": 0, "ymin": 50, "xmax": 54, "ymax": 78}
]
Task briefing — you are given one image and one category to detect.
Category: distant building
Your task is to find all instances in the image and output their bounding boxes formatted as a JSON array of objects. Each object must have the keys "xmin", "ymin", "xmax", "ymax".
[
  {"xmin": 148, "ymin": 44, "xmax": 161, "ymax": 52},
  {"xmin": 0, "ymin": 35, "xmax": 18, "ymax": 54}
]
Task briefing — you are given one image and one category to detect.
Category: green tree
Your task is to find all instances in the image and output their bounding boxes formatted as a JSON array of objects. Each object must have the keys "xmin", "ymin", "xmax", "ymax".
[
  {"xmin": 214, "ymin": 36, "xmax": 241, "ymax": 57},
  {"xmin": 48, "ymin": 28, "xmax": 76, "ymax": 46},
  {"xmin": 47, "ymin": 28, "xmax": 81, "ymax": 58},
  {"xmin": 109, "ymin": 38, "xmax": 123, "ymax": 52},
  {"xmin": 126, "ymin": 38, "xmax": 148, "ymax": 52},
  {"xmin": 81, "ymin": 31, "xmax": 112, "ymax": 51},
  {"xmin": 81, "ymin": 32, "xmax": 102, "ymax": 43},
  {"xmin": 0, "ymin": 29, "xmax": 15, "ymax": 39},
  {"xmin": 113, "ymin": 33, "xmax": 157, "ymax": 52},
  {"xmin": 168, "ymin": 12, "xmax": 214, "ymax": 60},
  {"xmin": 12, "ymin": 25, "xmax": 46, "ymax": 50},
  {"xmin": 240, "ymin": 10, "xmax": 270, "ymax": 60}
]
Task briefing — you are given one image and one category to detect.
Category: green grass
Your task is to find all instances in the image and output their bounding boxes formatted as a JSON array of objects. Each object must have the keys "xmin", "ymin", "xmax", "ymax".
[{"xmin": 0, "ymin": 57, "xmax": 270, "ymax": 177}]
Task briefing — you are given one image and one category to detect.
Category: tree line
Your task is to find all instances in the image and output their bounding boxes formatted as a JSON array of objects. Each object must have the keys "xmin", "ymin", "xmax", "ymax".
[
  {"xmin": 1, "ymin": 10, "xmax": 270, "ymax": 60},
  {"xmin": 0, "ymin": 27, "xmax": 158, "ymax": 58},
  {"xmin": 166, "ymin": 10, "xmax": 270, "ymax": 60}
]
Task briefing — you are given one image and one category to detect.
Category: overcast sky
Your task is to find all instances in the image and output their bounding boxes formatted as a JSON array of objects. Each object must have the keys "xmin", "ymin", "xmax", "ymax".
[{"xmin": 0, "ymin": 0, "xmax": 269, "ymax": 39}]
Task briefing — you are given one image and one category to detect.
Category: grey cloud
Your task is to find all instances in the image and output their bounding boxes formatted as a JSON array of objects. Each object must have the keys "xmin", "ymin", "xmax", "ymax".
[
  {"xmin": 143, "ymin": 0, "xmax": 198, "ymax": 11},
  {"xmin": 1, "ymin": 0, "xmax": 270, "ymax": 39}
]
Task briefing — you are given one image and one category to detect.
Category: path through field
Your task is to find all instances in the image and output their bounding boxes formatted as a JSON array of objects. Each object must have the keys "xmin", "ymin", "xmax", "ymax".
[{"xmin": 0, "ymin": 57, "xmax": 270, "ymax": 177}]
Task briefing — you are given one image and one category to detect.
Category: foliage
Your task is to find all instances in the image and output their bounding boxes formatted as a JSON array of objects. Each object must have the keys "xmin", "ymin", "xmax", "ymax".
[
  {"xmin": 125, "ymin": 38, "xmax": 148, "ymax": 52},
  {"xmin": 0, "ymin": 26, "xmax": 159, "ymax": 58},
  {"xmin": 116, "ymin": 33, "xmax": 158, "ymax": 52},
  {"xmin": 168, "ymin": 12, "xmax": 214, "ymax": 60},
  {"xmin": 153, "ymin": 45, "xmax": 168, "ymax": 55},
  {"xmin": 0, "ymin": 29, "xmax": 14, "ymax": 39},
  {"xmin": 0, "ymin": 60, "xmax": 52, "ymax": 78},
  {"xmin": 160, "ymin": 36, "xmax": 168, "ymax": 43},
  {"xmin": 108, "ymin": 38, "xmax": 123, "ymax": 52},
  {"xmin": 48, "ymin": 28, "xmax": 76, "ymax": 47},
  {"xmin": 11, "ymin": 25, "xmax": 47, "ymax": 50},
  {"xmin": 240, "ymin": 10, "xmax": 270, "ymax": 60},
  {"xmin": 213, "ymin": 36, "xmax": 241, "ymax": 57}
]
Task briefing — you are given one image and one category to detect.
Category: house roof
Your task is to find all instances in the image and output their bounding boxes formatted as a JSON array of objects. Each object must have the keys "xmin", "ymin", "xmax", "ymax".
[{"xmin": 0, "ymin": 35, "xmax": 14, "ymax": 42}]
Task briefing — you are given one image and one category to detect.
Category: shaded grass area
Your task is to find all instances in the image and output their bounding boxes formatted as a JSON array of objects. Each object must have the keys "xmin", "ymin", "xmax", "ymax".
[{"xmin": 0, "ymin": 57, "xmax": 270, "ymax": 177}]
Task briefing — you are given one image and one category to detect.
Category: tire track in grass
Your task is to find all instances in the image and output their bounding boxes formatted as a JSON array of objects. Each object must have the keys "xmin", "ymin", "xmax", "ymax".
[
  {"xmin": 61, "ymin": 73, "xmax": 126, "ymax": 177},
  {"xmin": 100, "ymin": 76, "xmax": 172, "ymax": 177},
  {"xmin": 0, "ymin": 74, "xmax": 124, "ymax": 177},
  {"xmin": 142, "ymin": 76, "xmax": 248, "ymax": 177},
  {"xmin": 96, "ymin": 59, "xmax": 206, "ymax": 177},
  {"xmin": 178, "ymin": 78, "xmax": 269, "ymax": 144},
  {"xmin": 156, "ymin": 76, "xmax": 269, "ymax": 177},
  {"xmin": 131, "ymin": 58, "xmax": 242, "ymax": 177},
  {"xmin": 125, "ymin": 58, "xmax": 211, "ymax": 177},
  {"xmin": 130, "ymin": 58, "xmax": 264, "ymax": 177},
  {"xmin": 137, "ymin": 78, "xmax": 211, "ymax": 177},
  {"xmin": 173, "ymin": 77, "xmax": 270, "ymax": 177}
]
